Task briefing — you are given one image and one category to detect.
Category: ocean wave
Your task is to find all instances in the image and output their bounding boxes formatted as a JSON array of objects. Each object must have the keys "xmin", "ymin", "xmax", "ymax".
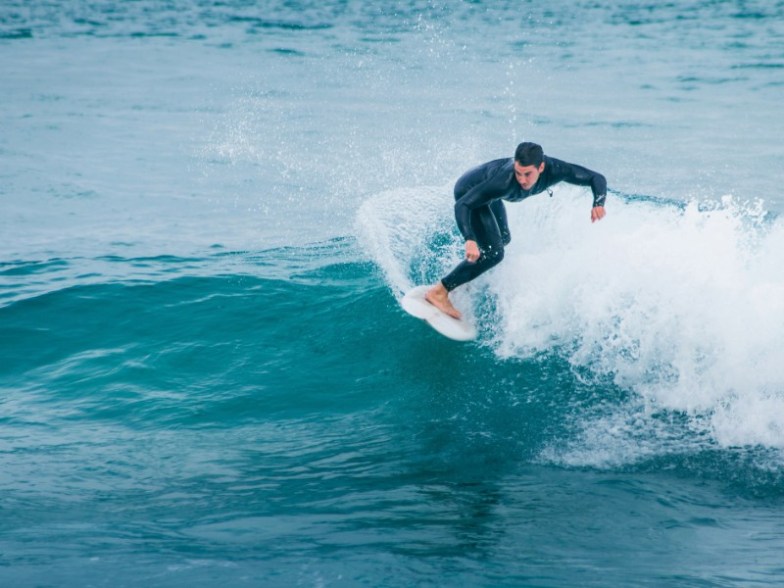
[{"xmin": 356, "ymin": 184, "xmax": 784, "ymax": 465}]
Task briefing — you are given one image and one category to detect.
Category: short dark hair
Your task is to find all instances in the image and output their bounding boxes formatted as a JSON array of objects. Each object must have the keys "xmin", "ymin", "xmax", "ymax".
[{"xmin": 514, "ymin": 142, "xmax": 544, "ymax": 167}]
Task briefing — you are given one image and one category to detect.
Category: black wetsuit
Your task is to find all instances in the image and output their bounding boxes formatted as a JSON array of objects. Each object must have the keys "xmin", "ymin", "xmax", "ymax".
[{"xmin": 441, "ymin": 155, "xmax": 607, "ymax": 291}]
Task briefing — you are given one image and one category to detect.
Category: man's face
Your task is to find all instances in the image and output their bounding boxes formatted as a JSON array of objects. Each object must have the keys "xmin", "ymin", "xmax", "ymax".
[{"xmin": 514, "ymin": 161, "xmax": 545, "ymax": 190}]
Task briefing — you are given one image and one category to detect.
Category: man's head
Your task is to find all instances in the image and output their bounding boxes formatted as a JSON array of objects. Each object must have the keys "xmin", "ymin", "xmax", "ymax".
[{"xmin": 514, "ymin": 142, "xmax": 545, "ymax": 190}]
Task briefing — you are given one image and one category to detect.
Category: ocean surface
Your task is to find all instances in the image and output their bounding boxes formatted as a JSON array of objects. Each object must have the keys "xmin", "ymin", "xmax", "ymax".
[{"xmin": 2, "ymin": 1, "xmax": 784, "ymax": 586}]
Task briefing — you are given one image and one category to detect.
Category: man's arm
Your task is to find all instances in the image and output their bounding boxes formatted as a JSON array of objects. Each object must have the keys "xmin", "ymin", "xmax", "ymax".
[
  {"xmin": 545, "ymin": 157, "xmax": 607, "ymax": 223},
  {"xmin": 455, "ymin": 185, "xmax": 494, "ymax": 262},
  {"xmin": 453, "ymin": 178, "xmax": 504, "ymax": 241},
  {"xmin": 548, "ymin": 157, "xmax": 607, "ymax": 207},
  {"xmin": 454, "ymin": 172, "xmax": 512, "ymax": 262}
]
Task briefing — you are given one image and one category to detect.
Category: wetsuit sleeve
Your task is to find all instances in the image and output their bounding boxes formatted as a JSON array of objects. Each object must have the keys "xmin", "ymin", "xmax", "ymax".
[
  {"xmin": 549, "ymin": 158, "xmax": 607, "ymax": 207},
  {"xmin": 453, "ymin": 179, "xmax": 503, "ymax": 241}
]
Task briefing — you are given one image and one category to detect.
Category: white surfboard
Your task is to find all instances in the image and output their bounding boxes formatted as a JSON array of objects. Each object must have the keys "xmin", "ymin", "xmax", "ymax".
[{"xmin": 400, "ymin": 285, "xmax": 477, "ymax": 341}]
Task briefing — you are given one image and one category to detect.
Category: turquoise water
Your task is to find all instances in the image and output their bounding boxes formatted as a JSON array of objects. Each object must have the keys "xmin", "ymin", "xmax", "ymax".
[{"xmin": 3, "ymin": 2, "xmax": 784, "ymax": 586}]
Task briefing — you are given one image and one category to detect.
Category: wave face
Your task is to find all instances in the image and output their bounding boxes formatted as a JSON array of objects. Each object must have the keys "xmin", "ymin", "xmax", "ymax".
[{"xmin": 3, "ymin": 236, "xmax": 784, "ymax": 586}]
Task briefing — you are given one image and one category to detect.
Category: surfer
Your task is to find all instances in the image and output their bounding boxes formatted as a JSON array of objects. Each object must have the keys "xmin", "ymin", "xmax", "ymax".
[{"xmin": 426, "ymin": 142, "xmax": 607, "ymax": 319}]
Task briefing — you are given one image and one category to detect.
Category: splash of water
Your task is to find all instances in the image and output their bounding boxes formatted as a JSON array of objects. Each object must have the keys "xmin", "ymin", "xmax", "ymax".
[{"xmin": 356, "ymin": 184, "xmax": 784, "ymax": 456}]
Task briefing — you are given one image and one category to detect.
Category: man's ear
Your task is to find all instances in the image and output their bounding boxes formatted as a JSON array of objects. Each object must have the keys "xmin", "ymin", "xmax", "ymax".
[{"xmin": 538, "ymin": 162, "xmax": 545, "ymax": 173}]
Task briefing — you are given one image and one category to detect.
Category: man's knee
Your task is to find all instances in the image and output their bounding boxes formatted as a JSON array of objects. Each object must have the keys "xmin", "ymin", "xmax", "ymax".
[{"xmin": 481, "ymin": 245, "xmax": 505, "ymax": 267}]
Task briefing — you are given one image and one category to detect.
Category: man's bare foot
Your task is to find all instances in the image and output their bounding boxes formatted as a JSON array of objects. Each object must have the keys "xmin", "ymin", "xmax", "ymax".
[{"xmin": 425, "ymin": 283, "xmax": 461, "ymax": 319}]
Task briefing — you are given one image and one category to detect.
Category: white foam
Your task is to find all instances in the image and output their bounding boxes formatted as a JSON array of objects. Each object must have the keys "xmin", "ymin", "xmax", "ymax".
[{"xmin": 501, "ymin": 188, "xmax": 784, "ymax": 457}]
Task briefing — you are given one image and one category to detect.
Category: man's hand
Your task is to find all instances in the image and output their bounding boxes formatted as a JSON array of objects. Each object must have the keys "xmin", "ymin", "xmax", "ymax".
[
  {"xmin": 591, "ymin": 206, "xmax": 606, "ymax": 223},
  {"xmin": 465, "ymin": 240, "xmax": 480, "ymax": 262}
]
